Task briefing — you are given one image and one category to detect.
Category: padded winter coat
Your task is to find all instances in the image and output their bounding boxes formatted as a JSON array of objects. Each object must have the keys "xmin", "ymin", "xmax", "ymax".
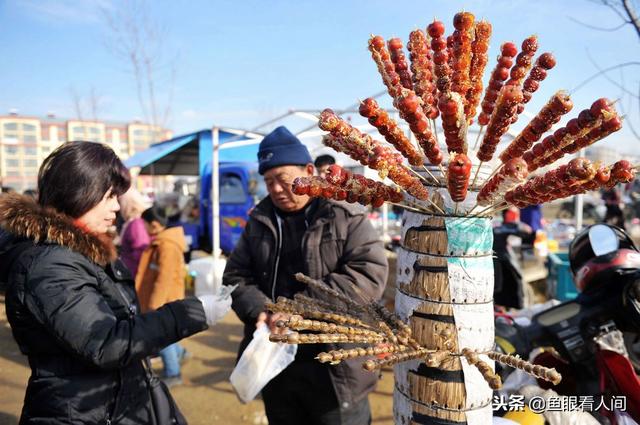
[{"xmin": 0, "ymin": 193, "xmax": 208, "ymax": 424}]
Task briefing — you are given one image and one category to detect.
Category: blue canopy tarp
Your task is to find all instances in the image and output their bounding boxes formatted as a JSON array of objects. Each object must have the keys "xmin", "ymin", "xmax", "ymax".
[{"xmin": 124, "ymin": 128, "xmax": 262, "ymax": 175}]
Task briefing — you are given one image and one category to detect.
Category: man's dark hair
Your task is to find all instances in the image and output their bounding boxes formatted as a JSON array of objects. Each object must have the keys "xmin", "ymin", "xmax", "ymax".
[
  {"xmin": 314, "ymin": 154, "xmax": 335, "ymax": 169},
  {"xmin": 38, "ymin": 141, "xmax": 131, "ymax": 218},
  {"xmin": 141, "ymin": 205, "xmax": 168, "ymax": 227}
]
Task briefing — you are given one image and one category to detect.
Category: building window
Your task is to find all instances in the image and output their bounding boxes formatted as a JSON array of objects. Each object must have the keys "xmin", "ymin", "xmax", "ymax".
[
  {"xmin": 4, "ymin": 146, "xmax": 19, "ymax": 155},
  {"xmin": 24, "ymin": 146, "xmax": 37, "ymax": 156},
  {"xmin": 23, "ymin": 135, "xmax": 37, "ymax": 143},
  {"xmin": 22, "ymin": 123, "xmax": 37, "ymax": 132},
  {"xmin": 23, "ymin": 159, "xmax": 38, "ymax": 168},
  {"xmin": 6, "ymin": 159, "xmax": 20, "ymax": 167},
  {"xmin": 3, "ymin": 123, "xmax": 17, "ymax": 131}
]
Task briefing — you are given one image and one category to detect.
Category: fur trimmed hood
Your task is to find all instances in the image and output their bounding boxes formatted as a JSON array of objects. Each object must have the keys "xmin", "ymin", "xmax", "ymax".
[{"xmin": 0, "ymin": 193, "xmax": 117, "ymax": 266}]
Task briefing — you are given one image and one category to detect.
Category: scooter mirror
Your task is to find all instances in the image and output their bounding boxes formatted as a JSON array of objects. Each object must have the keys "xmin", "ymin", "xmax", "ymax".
[{"xmin": 588, "ymin": 224, "xmax": 619, "ymax": 256}]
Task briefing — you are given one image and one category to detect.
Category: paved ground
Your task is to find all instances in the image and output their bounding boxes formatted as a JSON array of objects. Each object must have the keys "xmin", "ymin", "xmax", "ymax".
[{"xmin": 0, "ymin": 295, "xmax": 395, "ymax": 425}]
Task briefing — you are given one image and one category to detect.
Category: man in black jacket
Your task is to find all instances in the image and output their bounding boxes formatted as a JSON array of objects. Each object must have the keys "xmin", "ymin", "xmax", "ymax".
[{"xmin": 223, "ymin": 126, "xmax": 388, "ymax": 425}]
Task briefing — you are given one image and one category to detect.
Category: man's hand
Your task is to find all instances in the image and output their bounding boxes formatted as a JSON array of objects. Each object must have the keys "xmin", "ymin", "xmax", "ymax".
[{"xmin": 255, "ymin": 311, "xmax": 291, "ymax": 334}]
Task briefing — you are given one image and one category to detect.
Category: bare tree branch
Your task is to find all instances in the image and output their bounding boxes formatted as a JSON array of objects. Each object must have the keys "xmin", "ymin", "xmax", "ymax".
[
  {"xmin": 100, "ymin": 1, "xmax": 177, "ymax": 141},
  {"xmin": 567, "ymin": 15, "xmax": 629, "ymax": 31},
  {"xmin": 603, "ymin": 0, "xmax": 632, "ymax": 22},
  {"xmin": 570, "ymin": 60, "xmax": 640, "ymax": 94},
  {"xmin": 582, "ymin": 50, "xmax": 640, "ymax": 98},
  {"xmin": 622, "ymin": 0, "xmax": 640, "ymax": 39}
]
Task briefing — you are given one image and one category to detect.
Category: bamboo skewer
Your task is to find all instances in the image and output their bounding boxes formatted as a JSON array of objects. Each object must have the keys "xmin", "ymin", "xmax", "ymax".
[
  {"xmin": 422, "ymin": 165, "xmax": 440, "ymax": 184},
  {"xmin": 472, "ymin": 125, "xmax": 485, "ymax": 150},
  {"xmin": 387, "ymin": 201, "xmax": 432, "ymax": 215},
  {"xmin": 470, "ymin": 161, "xmax": 484, "ymax": 189},
  {"xmin": 405, "ymin": 165, "xmax": 434, "ymax": 185},
  {"xmin": 484, "ymin": 163, "xmax": 504, "ymax": 183}
]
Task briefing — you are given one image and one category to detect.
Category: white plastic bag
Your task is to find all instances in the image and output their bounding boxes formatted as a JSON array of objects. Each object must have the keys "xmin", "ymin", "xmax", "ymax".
[{"xmin": 229, "ymin": 324, "xmax": 297, "ymax": 403}]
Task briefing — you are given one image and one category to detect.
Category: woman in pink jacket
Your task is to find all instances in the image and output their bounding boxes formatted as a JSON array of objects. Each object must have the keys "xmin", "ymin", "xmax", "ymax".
[{"xmin": 118, "ymin": 188, "xmax": 151, "ymax": 276}]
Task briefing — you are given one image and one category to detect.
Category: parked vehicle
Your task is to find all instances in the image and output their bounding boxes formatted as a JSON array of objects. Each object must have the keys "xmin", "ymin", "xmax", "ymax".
[
  {"xmin": 495, "ymin": 224, "xmax": 640, "ymax": 424},
  {"xmin": 556, "ymin": 194, "xmax": 606, "ymax": 221},
  {"xmin": 199, "ymin": 161, "xmax": 266, "ymax": 255}
]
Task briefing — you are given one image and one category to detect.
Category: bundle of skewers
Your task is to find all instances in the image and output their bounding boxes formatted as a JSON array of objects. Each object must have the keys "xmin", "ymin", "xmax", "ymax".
[
  {"xmin": 273, "ymin": 10, "xmax": 637, "ymax": 393},
  {"xmin": 268, "ymin": 273, "xmax": 561, "ymax": 390}
]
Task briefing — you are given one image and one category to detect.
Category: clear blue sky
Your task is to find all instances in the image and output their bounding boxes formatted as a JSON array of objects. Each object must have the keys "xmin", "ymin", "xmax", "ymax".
[{"xmin": 1, "ymin": 0, "xmax": 639, "ymax": 153}]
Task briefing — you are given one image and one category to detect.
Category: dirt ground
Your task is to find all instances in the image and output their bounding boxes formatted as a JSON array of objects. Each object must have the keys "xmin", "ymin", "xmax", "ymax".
[{"xmin": 0, "ymin": 294, "xmax": 395, "ymax": 425}]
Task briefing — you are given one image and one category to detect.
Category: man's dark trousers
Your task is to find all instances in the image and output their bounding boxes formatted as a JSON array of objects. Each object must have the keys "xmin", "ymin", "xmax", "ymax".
[{"xmin": 261, "ymin": 359, "xmax": 371, "ymax": 425}]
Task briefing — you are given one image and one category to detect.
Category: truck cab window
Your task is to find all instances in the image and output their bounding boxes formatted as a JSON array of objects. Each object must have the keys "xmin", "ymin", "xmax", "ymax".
[{"xmin": 219, "ymin": 174, "xmax": 246, "ymax": 204}]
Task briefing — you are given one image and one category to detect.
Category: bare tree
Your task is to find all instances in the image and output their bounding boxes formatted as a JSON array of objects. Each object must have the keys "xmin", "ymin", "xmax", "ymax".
[
  {"xmin": 69, "ymin": 86, "xmax": 104, "ymax": 140},
  {"xmin": 100, "ymin": 1, "xmax": 177, "ymax": 142},
  {"xmin": 572, "ymin": 0, "xmax": 640, "ymax": 138}
]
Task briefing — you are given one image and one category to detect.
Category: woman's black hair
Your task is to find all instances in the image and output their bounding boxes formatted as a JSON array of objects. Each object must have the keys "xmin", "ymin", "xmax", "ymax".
[
  {"xmin": 141, "ymin": 205, "xmax": 168, "ymax": 227},
  {"xmin": 38, "ymin": 141, "xmax": 131, "ymax": 218}
]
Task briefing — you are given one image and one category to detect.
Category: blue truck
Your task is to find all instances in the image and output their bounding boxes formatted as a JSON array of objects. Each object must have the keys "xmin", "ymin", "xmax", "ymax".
[
  {"xmin": 199, "ymin": 161, "xmax": 266, "ymax": 254},
  {"xmin": 124, "ymin": 128, "xmax": 265, "ymax": 255}
]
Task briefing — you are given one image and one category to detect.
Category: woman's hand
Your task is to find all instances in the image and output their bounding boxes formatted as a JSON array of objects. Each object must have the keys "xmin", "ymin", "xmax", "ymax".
[{"xmin": 198, "ymin": 294, "xmax": 232, "ymax": 326}]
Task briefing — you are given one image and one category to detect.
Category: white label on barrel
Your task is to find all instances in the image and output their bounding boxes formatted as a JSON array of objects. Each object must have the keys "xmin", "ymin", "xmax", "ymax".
[
  {"xmin": 393, "ymin": 360, "xmax": 421, "ymax": 424},
  {"xmin": 394, "ymin": 286, "xmax": 422, "ymax": 322},
  {"xmin": 445, "ymin": 217, "xmax": 495, "ymax": 424}
]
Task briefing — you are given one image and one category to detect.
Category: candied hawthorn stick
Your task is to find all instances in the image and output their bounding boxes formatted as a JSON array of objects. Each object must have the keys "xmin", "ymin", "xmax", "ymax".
[
  {"xmin": 450, "ymin": 12, "xmax": 475, "ymax": 104},
  {"xmin": 294, "ymin": 168, "xmax": 406, "ymax": 208},
  {"xmin": 407, "ymin": 29, "xmax": 438, "ymax": 119},
  {"xmin": 368, "ymin": 35, "xmax": 402, "ymax": 99},
  {"xmin": 506, "ymin": 35, "xmax": 538, "ymax": 88},
  {"xmin": 395, "ymin": 89, "xmax": 443, "ymax": 165},
  {"xmin": 477, "ymin": 158, "xmax": 528, "ymax": 207},
  {"xmin": 504, "ymin": 158, "xmax": 599, "ymax": 208},
  {"xmin": 500, "ymin": 91, "xmax": 573, "ymax": 162},
  {"xmin": 292, "ymin": 176, "xmax": 342, "ymax": 200},
  {"xmin": 465, "ymin": 20, "xmax": 492, "ymax": 121},
  {"xmin": 506, "ymin": 35, "xmax": 538, "ymax": 122},
  {"xmin": 321, "ymin": 136, "xmax": 429, "ymax": 202},
  {"xmin": 447, "ymin": 153, "xmax": 472, "ymax": 202},
  {"xmin": 359, "ymin": 97, "xmax": 423, "ymax": 166},
  {"xmin": 318, "ymin": 108, "xmax": 402, "ymax": 179},
  {"xmin": 477, "ymin": 85, "xmax": 523, "ymax": 162},
  {"xmin": 520, "ymin": 52, "xmax": 556, "ymax": 109},
  {"xmin": 561, "ymin": 114, "xmax": 622, "ymax": 156},
  {"xmin": 478, "ymin": 42, "xmax": 517, "ymax": 126},
  {"xmin": 428, "ymin": 20, "xmax": 451, "ymax": 94},
  {"xmin": 438, "ymin": 91, "xmax": 468, "ymax": 154},
  {"xmin": 524, "ymin": 98, "xmax": 619, "ymax": 171},
  {"xmin": 325, "ymin": 164, "xmax": 405, "ymax": 207},
  {"xmin": 388, "ymin": 37, "xmax": 413, "ymax": 90}
]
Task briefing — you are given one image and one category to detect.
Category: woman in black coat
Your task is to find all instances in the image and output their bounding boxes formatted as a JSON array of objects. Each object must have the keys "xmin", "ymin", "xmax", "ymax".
[{"xmin": 0, "ymin": 142, "xmax": 228, "ymax": 424}]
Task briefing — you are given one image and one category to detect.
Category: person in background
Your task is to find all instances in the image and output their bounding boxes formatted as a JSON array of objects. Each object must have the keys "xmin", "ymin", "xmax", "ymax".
[
  {"xmin": 493, "ymin": 207, "xmax": 533, "ymax": 309},
  {"xmin": 0, "ymin": 141, "xmax": 229, "ymax": 424},
  {"xmin": 520, "ymin": 204, "xmax": 542, "ymax": 234},
  {"xmin": 118, "ymin": 188, "xmax": 151, "ymax": 277},
  {"xmin": 603, "ymin": 185, "xmax": 626, "ymax": 229},
  {"xmin": 224, "ymin": 126, "xmax": 388, "ymax": 425},
  {"xmin": 314, "ymin": 154, "xmax": 336, "ymax": 178},
  {"xmin": 136, "ymin": 206, "xmax": 191, "ymax": 387}
]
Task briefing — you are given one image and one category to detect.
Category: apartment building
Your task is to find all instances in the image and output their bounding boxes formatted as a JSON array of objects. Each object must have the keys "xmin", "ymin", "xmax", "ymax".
[{"xmin": 0, "ymin": 113, "xmax": 171, "ymax": 192}]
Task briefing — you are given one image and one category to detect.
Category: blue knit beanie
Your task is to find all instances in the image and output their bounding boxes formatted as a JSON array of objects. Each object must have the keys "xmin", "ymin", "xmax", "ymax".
[{"xmin": 257, "ymin": 126, "xmax": 312, "ymax": 175}]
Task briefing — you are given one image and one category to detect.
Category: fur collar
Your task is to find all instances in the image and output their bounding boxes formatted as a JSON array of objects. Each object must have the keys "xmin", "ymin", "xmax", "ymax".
[{"xmin": 0, "ymin": 193, "xmax": 117, "ymax": 266}]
